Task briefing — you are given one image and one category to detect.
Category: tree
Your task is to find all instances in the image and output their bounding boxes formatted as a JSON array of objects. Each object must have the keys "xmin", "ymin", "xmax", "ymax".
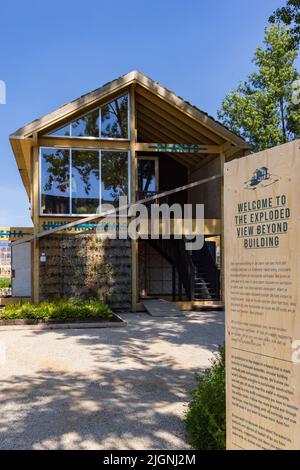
[
  {"xmin": 269, "ymin": 0, "xmax": 300, "ymax": 47},
  {"xmin": 218, "ymin": 25, "xmax": 300, "ymax": 152}
]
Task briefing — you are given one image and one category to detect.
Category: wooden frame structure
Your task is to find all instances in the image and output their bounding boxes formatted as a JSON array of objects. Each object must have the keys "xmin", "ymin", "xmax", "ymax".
[{"xmin": 10, "ymin": 70, "xmax": 250, "ymax": 309}]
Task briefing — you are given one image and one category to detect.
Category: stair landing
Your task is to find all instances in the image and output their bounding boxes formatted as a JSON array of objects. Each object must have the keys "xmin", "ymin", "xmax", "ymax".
[{"xmin": 143, "ymin": 299, "xmax": 184, "ymax": 317}]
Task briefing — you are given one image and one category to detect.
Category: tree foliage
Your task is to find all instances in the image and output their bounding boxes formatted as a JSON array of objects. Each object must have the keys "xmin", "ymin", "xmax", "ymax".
[
  {"xmin": 218, "ymin": 25, "xmax": 300, "ymax": 152},
  {"xmin": 269, "ymin": 0, "xmax": 300, "ymax": 47}
]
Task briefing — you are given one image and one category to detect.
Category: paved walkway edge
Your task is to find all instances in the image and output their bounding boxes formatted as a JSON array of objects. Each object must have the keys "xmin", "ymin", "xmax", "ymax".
[{"xmin": 0, "ymin": 315, "xmax": 127, "ymax": 331}]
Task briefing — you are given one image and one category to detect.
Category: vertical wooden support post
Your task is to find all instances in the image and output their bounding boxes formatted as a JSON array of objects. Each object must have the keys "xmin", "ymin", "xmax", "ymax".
[
  {"xmin": 220, "ymin": 152, "xmax": 225, "ymax": 302},
  {"xmin": 32, "ymin": 140, "xmax": 40, "ymax": 303},
  {"xmin": 130, "ymin": 85, "xmax": 138, "ymax": 311}
]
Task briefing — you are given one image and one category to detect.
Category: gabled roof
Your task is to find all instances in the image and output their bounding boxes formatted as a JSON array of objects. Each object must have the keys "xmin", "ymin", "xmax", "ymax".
[
  {"xmin": 10, "ymin": 70, "xmax": 250, "ymax": 199},
  {"xmin": 10, "ymin": 70, "xmax": 249, "ymax": 147}
]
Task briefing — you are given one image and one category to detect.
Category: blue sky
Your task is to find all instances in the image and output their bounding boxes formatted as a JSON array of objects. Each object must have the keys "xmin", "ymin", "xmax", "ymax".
[{"xmin": 0, "ymin": 0, "xmax": 294, "ymax": 227}]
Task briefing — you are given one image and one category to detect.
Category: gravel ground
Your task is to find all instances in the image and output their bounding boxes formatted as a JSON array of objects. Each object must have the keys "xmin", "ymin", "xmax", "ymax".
[{"xmin": 0, "ymin": 310, "xmax": 224, "ymax": 450}]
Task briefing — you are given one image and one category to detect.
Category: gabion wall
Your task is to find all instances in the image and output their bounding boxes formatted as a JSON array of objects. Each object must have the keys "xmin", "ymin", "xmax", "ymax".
[{"xmin": 39, "ymin": 234, "xmax": 132, "ymax": 310}]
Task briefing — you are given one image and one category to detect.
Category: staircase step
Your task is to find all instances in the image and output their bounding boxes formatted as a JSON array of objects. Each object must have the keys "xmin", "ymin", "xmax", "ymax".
[
  {"xmin": 194, "ymin": 288, "xmax": 214, "ymax": 292},
  {"xmin": 194, "ymin": 293, "xmax": 217, "ymax": 297},
  {"xmin": 194, "ymin": 296, "xmax": 219, "ymax": 300}
]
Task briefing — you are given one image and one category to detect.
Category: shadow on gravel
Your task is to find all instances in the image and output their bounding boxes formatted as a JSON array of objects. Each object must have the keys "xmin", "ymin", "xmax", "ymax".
[{"xmin": 0, "ymin": 311, "xmax": 224, "ymax": 449}]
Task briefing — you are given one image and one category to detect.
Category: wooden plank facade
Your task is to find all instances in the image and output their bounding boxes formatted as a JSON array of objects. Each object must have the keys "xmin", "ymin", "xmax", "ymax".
[{"xmin": 10, "ymin": 71, "xmax": 250, "ymax": 310}]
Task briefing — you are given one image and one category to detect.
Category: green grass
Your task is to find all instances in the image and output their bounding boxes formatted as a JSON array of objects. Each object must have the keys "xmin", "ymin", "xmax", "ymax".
[
  {"xmin": 185, "ymin": 346, "xmax": 225, "ymax": 450},
  {"xmin": 0, "ymin": 299, "xmax": 112, "ymax": 321},
  {"xmin": 0, "ymin": 278, "xmax": 11, "ymax": 289}
]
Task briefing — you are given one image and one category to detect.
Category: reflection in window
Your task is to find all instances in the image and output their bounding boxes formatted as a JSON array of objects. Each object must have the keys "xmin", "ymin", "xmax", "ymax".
[
  {"xmin": 71, "ymin": 109, "xmax": 99, "ymax": 137},
  {"xmin": 47, "ymin": 124, "xmax": 70, "ymax": 137},
  {"xmin": 40, "ymin": 148, "xmax": 130, "ymax": 215},
  {"xmin": 44, "ymin": 94, "xmax": 129, "ymax": 140},
  {"xmin": 41, "ymin": 148, "xmax": 70, "ymax": 214},
  {"xmin": 101, "ymin": 95, "xmax": 129, "ymax": 139},
  {"xmin": 138, "ymin": 159, "xmax": 156, "ymax": 193},
  {"xmin": 101, "ymin": 151, "xmax": 129, "ymax": 207},
  {"xmin": 71, "ymin": 150, "xmax": 100, "ymax": 214}
]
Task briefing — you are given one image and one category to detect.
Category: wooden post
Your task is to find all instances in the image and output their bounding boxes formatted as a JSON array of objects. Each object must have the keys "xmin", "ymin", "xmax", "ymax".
[
  {"xmin": 130, "ymin": 85, "xmax": 138, "ymax": 311},
  {"xmin": 32, "ymin": 141, "xmax": 40, "ymax": 303},
  {"xmin": 220, "ymin": 152, "xmax": 225, "ymax": 302}
]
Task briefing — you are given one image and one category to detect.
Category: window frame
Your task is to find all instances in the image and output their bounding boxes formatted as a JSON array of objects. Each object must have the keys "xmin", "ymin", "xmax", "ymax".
[
  {"xmin": 43, "ymin": 93, "xmax": 130, "ymax": 141},
  {"xmin": 100, "ymin": 93, "xmax": 130, "ymax": 141},
  {"xmin": 39, "ymin": 147, "xmax": 131, "ymax": 217},
  {"xmin": 39, "ymin": 146, "xmax": 71, "ymax": 217},
  {"xmin": 137, "ymin": 156, "xmax": 159, "ymax": 192}
]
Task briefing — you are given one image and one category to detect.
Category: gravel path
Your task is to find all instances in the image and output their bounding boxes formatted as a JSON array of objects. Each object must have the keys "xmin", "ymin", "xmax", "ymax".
[{"xmin": 0, "ymin": 310, "xmax": 224, "ymax": 450}]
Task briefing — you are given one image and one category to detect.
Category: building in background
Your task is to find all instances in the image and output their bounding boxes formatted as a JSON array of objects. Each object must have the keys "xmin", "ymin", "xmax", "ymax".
[{"xmin": 0, "ymin": 240, "xmax": 11, "ymax": 277}]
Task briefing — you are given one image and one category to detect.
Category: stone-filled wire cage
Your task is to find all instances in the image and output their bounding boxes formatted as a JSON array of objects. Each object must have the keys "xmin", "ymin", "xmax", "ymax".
[{"xmin": 39, "ymin": 234, "xmax": 132, "ymax": 310}]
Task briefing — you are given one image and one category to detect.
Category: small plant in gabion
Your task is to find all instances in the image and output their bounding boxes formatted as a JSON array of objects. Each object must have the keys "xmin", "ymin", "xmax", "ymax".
[{"xmin": 0, "ymin": 278, "xmax": 11, "ymax": 289}]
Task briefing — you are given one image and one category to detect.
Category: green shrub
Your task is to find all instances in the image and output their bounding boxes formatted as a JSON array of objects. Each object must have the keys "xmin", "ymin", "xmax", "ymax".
[
  {"xmin": 1, "ymin": 299, "xmax": 112, "ymax": 320},
  {"xmin": 186, "ymin": 346, "xmax": 225, "ymax": 450},
  {"xmin": 0, "ymin": 278, "xmax": 11, "ymax": 288}
]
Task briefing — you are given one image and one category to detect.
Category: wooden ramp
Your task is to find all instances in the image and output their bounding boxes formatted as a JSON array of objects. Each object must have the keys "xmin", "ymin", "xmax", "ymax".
[{"xmin": 143, "ymin": 299, "xmax": 184, "ymax": 317}]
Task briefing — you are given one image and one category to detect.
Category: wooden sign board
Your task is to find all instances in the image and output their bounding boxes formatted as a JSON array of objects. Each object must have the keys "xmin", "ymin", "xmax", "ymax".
[
  {"xmin": 224, "ymin": 140, "xmax": 300, "ymax": 450},
  {"xmin": 0, "ymin": 227, "xmax": 33, "ymax": 241}
]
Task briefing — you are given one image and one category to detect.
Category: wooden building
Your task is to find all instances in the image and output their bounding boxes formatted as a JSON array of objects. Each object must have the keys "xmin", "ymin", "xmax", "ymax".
[{"xmin": 10, "ymin": 71, "xmax": 250, "ymax": 310}]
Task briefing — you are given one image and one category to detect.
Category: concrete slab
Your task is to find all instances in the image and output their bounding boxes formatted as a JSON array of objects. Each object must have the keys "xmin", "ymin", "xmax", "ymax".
[{"xmin": 143, "ymin": 299, "xmax": 184, "ymax": 317}]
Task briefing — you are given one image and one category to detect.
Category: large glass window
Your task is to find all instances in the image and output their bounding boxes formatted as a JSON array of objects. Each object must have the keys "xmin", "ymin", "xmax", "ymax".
[
  {"xmin": 71, "ymin": 109, "xmax": 99, "ymax": 137},
  {"xmin": 45, "ymin": 94, "xmax": 129, "ymax": 140},
  {"xmin": 48, "ymin": 123, "xmax": 70, "ymax": 137},
  {"xmin": 101, "ymin": 95, "xmax": 129, "ymax": 139},
  {"xmin": 138, "ymin": 159, "xmax": 157, "ymax": 194},
  {"xmin": 40, "ymin": 148, "xmax": 129, "ymax": 215},
  {"xmin": 41, "ymin": 148, "xmax": 70, "ymax": 214},
  {"xmin": 71, "ymin": 150, "xmax": 100, "ymax": 214},
  {"xmin": 102, "ymin": 151, "xmax": 129, "ymax": 207}
]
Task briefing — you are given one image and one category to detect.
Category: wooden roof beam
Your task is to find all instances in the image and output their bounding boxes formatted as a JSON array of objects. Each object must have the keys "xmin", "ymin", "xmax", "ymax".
[
  {"xmin": 38, "ymin": 137, "xmax": 131, "ymax": 150},
  {"xmin": 136, "ymin": 86, "xmax": 226, "ymax": 145},
  {"xmin": 136, "ymin": 96, "xmax": 216, "ymax": 145},
  {"xmin": 136, "ymin": 82, "xmax": 250, "ymax": 148},
  {"xmin": 138, "ymin": 109, "xmax": 194, "ymax": 145},
  {"xmin": 138, "ymin": 109, "xmax": 193, "ymax": 145}
]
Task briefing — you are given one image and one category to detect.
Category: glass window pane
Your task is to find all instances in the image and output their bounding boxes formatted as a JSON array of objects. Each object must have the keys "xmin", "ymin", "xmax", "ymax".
[
  {"xmin": 101, "ymin": 95, "xmax": 129, "ymax": 139},
  {"xmin": 47, "ymin": 124, "xmax": 70, "ymax": 137},
  {"xmin": 41, "ymin": 148, "xmax": 70, "ymax": 214},
  {"xmin": 71, "ymin": 109, "xmax": 99, "ymax": 137},
  {"xmin": 71, "ymin": 150, "xmax": 100, "ymax": 214},
  {"xmin": 138, "ymin": 160, "xmax": 156, "ymax": 193},
  {"xmin": 101, "ymin": 151, "xmax": 129, "ymax": 207}
]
